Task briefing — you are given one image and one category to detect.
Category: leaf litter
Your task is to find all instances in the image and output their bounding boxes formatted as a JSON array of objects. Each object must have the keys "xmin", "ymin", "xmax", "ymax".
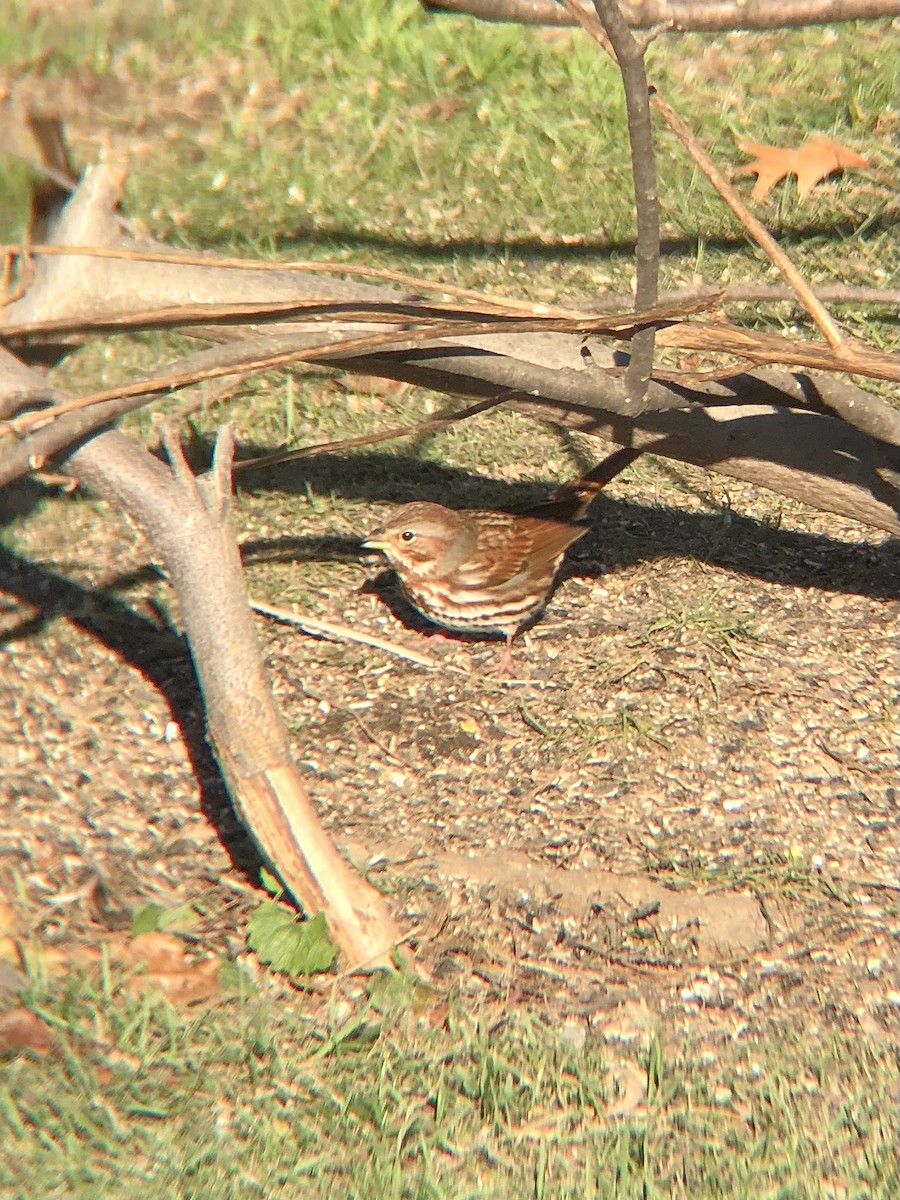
[{"xmin": 737, "ymin": 134, "xmax": 871, "ymax": 202}]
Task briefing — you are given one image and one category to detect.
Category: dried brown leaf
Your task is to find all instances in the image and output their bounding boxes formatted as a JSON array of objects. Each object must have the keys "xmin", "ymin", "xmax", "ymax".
[
  {"xmin": 115, "ymin": 932, "xmax": 222, "ymax": 1005},
  {"xmin": 737, "ymin": 135, "xmax": 870, "ymax": 202},
  {"xmin": 0, "ymin": 1006, "xmax": 54, "ymax": 1055},
  {"xmin": 0, "ymin": 899, "xmax": 17, "ymax": 937}
]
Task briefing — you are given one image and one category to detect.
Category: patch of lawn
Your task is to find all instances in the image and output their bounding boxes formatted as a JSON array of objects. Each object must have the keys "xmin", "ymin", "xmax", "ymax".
[
  {"xmin": 1, "ymin": 966, "xmax": 896, "ymax": 1199},
  {"xmin": 1, "ymin": 3, "xmax": 897, "ymax": 1198},
  {"xmin": 2, "ymin": 3, "xmax": 895, "ymax": 294}
]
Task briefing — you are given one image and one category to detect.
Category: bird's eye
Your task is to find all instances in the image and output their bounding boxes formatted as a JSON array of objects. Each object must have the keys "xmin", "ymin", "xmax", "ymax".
[{"xmin": 400, "ymin": 530, "xmax": 415, "ymax": 542}]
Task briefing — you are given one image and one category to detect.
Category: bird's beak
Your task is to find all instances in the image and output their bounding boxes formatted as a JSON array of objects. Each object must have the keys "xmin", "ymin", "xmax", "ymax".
[{"xmin": 361, "ymin": 529, "xmax": 387, "ymax": 553}]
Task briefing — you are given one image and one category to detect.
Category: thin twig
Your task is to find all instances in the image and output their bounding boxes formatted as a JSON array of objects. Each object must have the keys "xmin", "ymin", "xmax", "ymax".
[
  {"xmin": 157, "ymin": 417, "xmax": 201, "ymax": 496},
  {"xmin": 233, "ymin": 394, "xmax": 515, "ymax": 473},
  {"xmin": 4, "ymin": 294, "xmax": 717, "ymax": 437},
  {"xmin": 649, "ymin": 92, "xmax": 846, "ymax": 349},
  {"xmin": 591, "ymin": 0, "xmax": 660, "ymax": 401},
  {"xmin": 586, "ymin": 282, "xmax": 900, "ymax": 310},
  {"xmin": 353, "ymin": 714, "xmax": 419, "ymax": 771},
  {"xmin": 0, "ymin": 150, "xmax": 77, "ymax": 194},
  {"xmin": 249, "ymin": 598, "xmax": 460, "ymax": 671},
  {"xmin": 2, "ymin": 288, "xmax": 712, "ymax": 341}
]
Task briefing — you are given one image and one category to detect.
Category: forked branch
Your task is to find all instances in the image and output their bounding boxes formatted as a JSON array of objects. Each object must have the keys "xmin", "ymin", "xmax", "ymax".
[{"xmin": 0, "ymin": 346, "xmax": 402, "ymax": 970}]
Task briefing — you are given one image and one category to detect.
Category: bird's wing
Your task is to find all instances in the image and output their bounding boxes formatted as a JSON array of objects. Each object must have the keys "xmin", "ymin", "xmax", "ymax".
[
  {"xmin": 515, "ymin": 517, "xmax": 588, "ymax": 568},
  {"xmin": 450, "ymin": 515, "xmax": 585, "ymax": 589}
]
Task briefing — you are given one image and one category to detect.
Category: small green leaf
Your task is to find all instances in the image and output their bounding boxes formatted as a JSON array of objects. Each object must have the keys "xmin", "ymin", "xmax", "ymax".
[
  {"xmin": 369, "ymin": 962, "xmax": 439, "ymax": 1015},
  {"xmin": 157, "ymin": 902, "xmax": 199, "ymax": 932},
  {"xmin": 247, "ymin": 903, "xmax": 337, "ymax": 976},
  {"xmin": 217, "ymin": 958, "xmax": 255, "ymax": 995},
  {"xmin": 132, "ymin": 902, "xmax": 199, "ymax": 936},
  {"xmin": 367, "ymin": 968, "xmax": 415, "ymax": 1015},
  {"xmin": 259, "ymin": 867, "xmax": 283, "ymax": 898},
  {"xmin": 131, "ymin": 905, "xmax": 162, "ymax": 935}
]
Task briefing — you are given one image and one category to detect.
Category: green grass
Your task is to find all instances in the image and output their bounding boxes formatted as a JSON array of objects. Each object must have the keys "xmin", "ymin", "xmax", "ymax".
[
  {"xmin": 2, "ymin": 3, "xmax": 895, "ymax": 295},
  {"xmin": 2, "ymin": 1, "xmax": 893, "ymax": 462},
  {"xmin": 1, "ymin": 964, "xmax": 896, "ymax": 1199},
  {"xmin": 648, "ymin": 593, "xmax": 757, "ymax": 658},
  {"xmin": 1, "ymin": 1, "xmax": 898, "ymax": 1195}
]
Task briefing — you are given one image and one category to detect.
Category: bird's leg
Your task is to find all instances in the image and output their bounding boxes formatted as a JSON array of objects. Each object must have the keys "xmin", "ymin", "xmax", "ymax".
[
  {"xmin": 406, "ymin": 626, "xmax": 463, "ymax": 654},
  {"xmin": 492, "ymin": 633, "xmax": 516, "ymax": 676}
]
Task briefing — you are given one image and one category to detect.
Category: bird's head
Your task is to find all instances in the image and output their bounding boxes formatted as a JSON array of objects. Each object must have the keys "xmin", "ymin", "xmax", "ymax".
[{"xmin": 362, "ymin": 502, "xmax": 468, "ymax": 573}]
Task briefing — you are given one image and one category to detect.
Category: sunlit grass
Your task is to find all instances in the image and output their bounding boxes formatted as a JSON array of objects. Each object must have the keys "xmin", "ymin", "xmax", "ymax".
[
  {"xmin": 0, "ymin": 3, "xmax": 897, "ymax": 1195},
  {"xmin": 1, "ymin": 960, "xmax": 896, "ymax": 1199}
]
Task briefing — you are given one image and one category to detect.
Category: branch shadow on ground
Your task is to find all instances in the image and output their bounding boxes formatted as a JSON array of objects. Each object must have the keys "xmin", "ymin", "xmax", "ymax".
[
  {"xmin": 237, "ymin": 448, "xmax": 900, "ymax": 605},
  {"xmin": 256, "ymin": 208, "xmax": 900, "ymax": 266},
  {"xmin": 0, "ymin": 547, "xmax": 265, "ymax": 889},
  {"xmin": 0, "ymin": 440, "xmax": 895, "ymax": 881}
]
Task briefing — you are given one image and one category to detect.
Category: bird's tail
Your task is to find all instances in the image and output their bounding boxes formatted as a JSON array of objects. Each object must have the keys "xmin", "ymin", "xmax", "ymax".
[{"xmin": 523, "ymin": 446, "xmax": 643, "ymax": 521}]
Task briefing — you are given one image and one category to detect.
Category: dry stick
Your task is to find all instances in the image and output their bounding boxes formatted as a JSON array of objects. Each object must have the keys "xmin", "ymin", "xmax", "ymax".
[
  {"xmin": 249, "ymin": 599, "xmax": 461, "ymax": 672},
  {"xmin": 2, "ymin": 289, "xmax": 713, "ymax": 343},
  {"xmin": 4, "ymin": 320, "xmax": 897, "ymax": 530},
  {"xmin": 3, "ymin": 297, "xmax": 595, "ymax": 339},
  {"xmin": 146, "ymin": 421, "xmax": 401, "ymax": 969},
  {"xmin": 0, "ymin": 242, "xmax": 590, "ymax": 319},
  {"xmin": 12, "ymin": 398, "xmax": 401, "ymax": 966},
  {"xmin": 587, "ymin": 282, "xmax": 900, "ymax": 310},
  {"xmin": 3, "ymin": 296, "xmax": 715, "ymax": 437},
  {"xmin": 240, "ymin": 403, "xmax": 641, "ymax": 488},
  {"xmin": 590, "ymin": 0, "xmax": 661, "ymax": 402},
  {"xmin": 713, "ymin": 283, "xmax": 898, "ymax": 308},
  {"xmin": 2, "ymin": 152, "xmax": 76, "ymax": 196},
  {"xmin": 649, "ymin": 93, "xmax": 846, "ymax": 349},
  {"xmin": 233, "ymin": 395, "xmax": 515, "ymax": 473},
  {"xmin": 423, "ymin": 0, "xmax": 900, "ymax": 31},
  {"xmin": 14, "ymin": 246, "xmax": 896, "ymax": 324}
]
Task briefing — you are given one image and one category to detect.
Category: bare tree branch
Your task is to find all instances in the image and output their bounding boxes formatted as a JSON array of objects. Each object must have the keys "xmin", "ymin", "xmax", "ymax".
[
  {"xmin": 585, "ymin": 282, "xmax": 900, "ymax": 311},
  {"xmin": 586, "ymin": 0, "xmax": 660, "ymax": 399},
  {"xmin": 1, "ymin": 167, "xmax": 896, "ymax": 534},
  {"xmin": 422, "ymin": 0, "xmax": 899, "ymax": 32},
  {"xmin": 0, "ymin": 346, "xmax": 402, "ymax": 969},
  {"xmin": 649, "ymin": 92, "xmax": 846, "ymax": 349},
  {"xmin": 3, "ymin": 293, "xmax": 898, "ymax": 493}
]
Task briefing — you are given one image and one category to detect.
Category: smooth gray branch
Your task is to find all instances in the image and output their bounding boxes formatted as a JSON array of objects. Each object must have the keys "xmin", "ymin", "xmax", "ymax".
[
  {"xmin": 591, "ymin": 0, "xmax": 659, "ymax": 399},
  {"xmin": 0, "ymin": 346, "xmax": 402, "ymax": 968},
  {"xmin": 422, "ymin": 0, "xmax": 898, "ymax": 31}
]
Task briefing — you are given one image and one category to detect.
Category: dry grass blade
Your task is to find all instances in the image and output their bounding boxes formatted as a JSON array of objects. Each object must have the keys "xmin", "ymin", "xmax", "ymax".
[
  {"xmin": 249, "ymin": 599, "xmax": 461, "ymax": 672},
  {"xmin": 234, "ymin": 395, "xmax": 516, "ymax": 473},
  {"xmin": 3, "ymin": 296, "xmax": 719, "ymax": 437},
  {"xmin": 1, "ymin": 289, "xmax": 718, "ymax": 341},
  {"xmin": 654, "ymin": 321, "xmax": 899, "ymax": 381}
]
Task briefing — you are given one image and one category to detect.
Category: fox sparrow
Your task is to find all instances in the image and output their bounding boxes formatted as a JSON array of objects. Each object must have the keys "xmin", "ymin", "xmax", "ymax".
[{"xmin": 362, "ymin": 446, "xmax": 641, "ymax": 669}]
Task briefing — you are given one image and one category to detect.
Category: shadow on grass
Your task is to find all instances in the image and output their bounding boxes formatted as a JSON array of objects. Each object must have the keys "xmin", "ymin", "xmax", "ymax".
[{"xmin": 242, "ymin": 207, "xmax": 900, "ymax": 266}]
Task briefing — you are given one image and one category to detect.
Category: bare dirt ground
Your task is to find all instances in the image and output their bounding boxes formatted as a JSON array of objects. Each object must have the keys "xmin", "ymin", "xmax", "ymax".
[
  {"xmin": 1, "ymin": 13, "xmax": 897, "ymax": 1058},
  {"xmin": 2, "ymin": 443, "xmax": 896, "ymax": 1046}
]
